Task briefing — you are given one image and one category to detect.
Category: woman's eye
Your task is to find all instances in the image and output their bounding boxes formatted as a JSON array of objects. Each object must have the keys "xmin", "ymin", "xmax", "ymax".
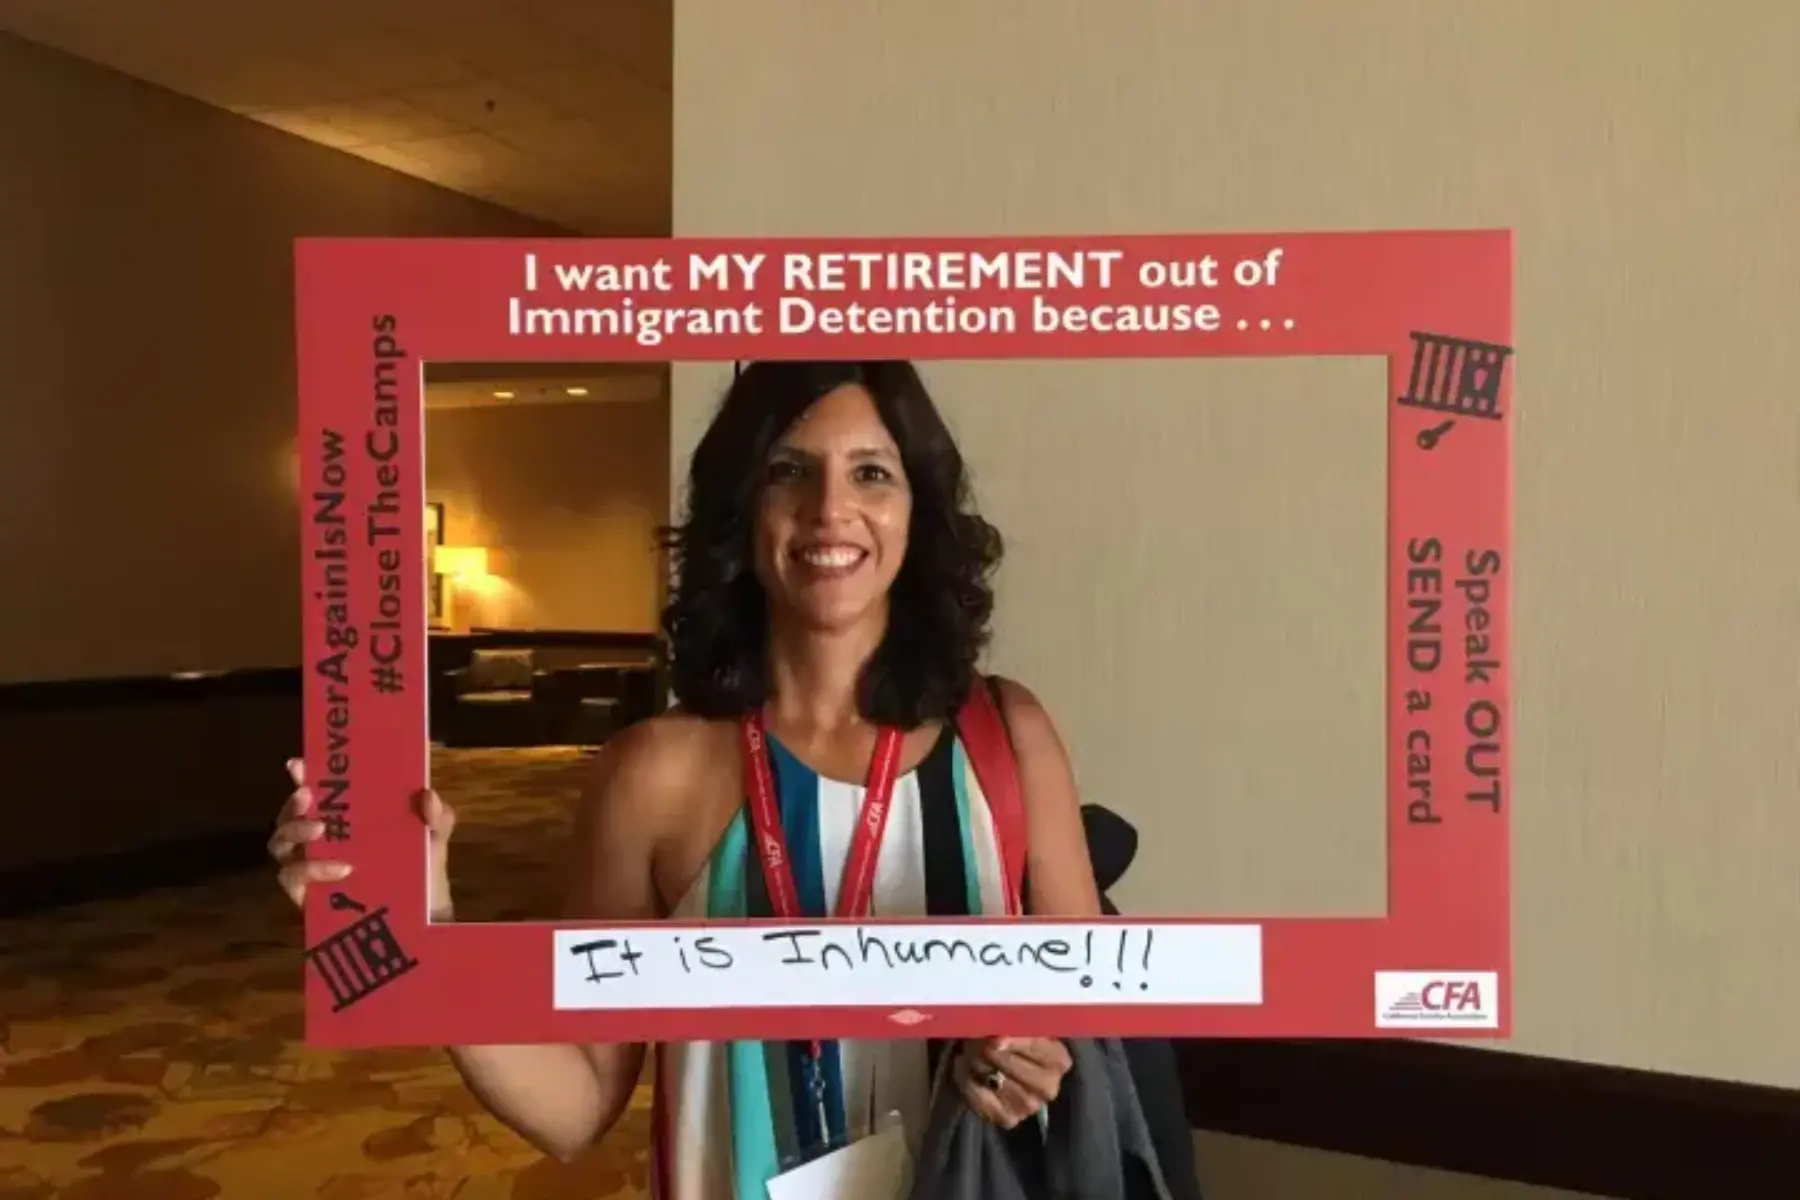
[
  {"xmin": 766, "ymin": 460, "xmax": 803, "ymax": 482},
  {"xmin": 853, "ymin": 463, "xmax": 893, "ymax": 484}
]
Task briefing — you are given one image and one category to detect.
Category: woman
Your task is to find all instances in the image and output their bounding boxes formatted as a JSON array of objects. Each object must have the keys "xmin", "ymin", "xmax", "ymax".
[{"xmin": 270, "ymin": 361, "xmax": 1102, "ymax": 1199}]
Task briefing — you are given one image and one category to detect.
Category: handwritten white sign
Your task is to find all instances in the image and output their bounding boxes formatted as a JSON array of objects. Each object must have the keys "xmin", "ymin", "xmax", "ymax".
[{"xmin": 551, "ymin": 923, "xmax": 1262, "ymax": 1010}]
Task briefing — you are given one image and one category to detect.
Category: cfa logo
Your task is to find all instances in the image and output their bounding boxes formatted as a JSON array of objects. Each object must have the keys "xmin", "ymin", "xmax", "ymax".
[
  {"xmin": 761, "ymin": 831, "xmax": 786, "ymax": 870},
  {"xmin": 1374, "ymin": 971, "xmax": 1500, "ymax": 1029}
]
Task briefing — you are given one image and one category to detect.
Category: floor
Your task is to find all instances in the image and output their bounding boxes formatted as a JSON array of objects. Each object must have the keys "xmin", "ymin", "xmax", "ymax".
[
  {"xmin": 0, "ymin": 747, "xmax": 654, "ymax": 1200},
  {"xmin": 0, "ymin": 748, "xmax": 1605, "ymax": 1200}
]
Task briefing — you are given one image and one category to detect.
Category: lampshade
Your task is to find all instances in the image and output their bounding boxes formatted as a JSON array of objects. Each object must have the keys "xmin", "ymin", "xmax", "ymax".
[{"xmin": 432, "ymin": 545, "xmax": 489, "ymax": 578}]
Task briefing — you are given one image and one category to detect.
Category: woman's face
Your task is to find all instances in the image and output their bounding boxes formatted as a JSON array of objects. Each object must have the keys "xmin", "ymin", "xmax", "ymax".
[{"xmin": 754, "ymin": 384, "xmax": 912, "ymax": 633}]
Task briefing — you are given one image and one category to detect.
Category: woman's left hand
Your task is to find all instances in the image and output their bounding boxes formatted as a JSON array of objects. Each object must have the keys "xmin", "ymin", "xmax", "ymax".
[{"xmin": 955, "ymin": 1036, "xmax": 1071, "ymax": 1128}]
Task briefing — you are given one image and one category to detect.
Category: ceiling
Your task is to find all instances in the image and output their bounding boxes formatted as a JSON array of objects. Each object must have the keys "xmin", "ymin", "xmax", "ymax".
[
  {"xmin": 424, "ymin": 362, "xmax": 666, "ymax": 410},
  {"xmin": 0, "ymin": 0, "xmax": 672, "ymax": 235}
]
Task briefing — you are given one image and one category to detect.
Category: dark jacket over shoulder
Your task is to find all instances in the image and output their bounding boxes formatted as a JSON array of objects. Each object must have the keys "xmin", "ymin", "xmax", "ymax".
[{"xmin": 908, "ymin": 1038, "xmax": 1177, "ymax": 1200}]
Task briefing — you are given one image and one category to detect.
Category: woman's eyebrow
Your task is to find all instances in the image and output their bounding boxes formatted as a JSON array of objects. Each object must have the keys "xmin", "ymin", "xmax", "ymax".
[
  {"xmin": 847, "ymin": 445, "xmax": 899, "ymax": 461},
  {"xmin": 771, "ymin": 444, "xmax": 897, "ymax": 462}
]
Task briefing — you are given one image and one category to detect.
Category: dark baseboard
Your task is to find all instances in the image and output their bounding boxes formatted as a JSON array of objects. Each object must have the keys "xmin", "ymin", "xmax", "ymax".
[
  {"xmin": 461, "ymin": 628, "xmax": 663, "ymax": 654},
  {"xmin": 0, "ymin": 830, "xmax": 271, "ymax": 917},
  {"xmin": 1177, "ymin": 1038, "xmax": 1800, "ymax": 1199},
  {"xmin": 0, "ymin": 666, "xmax": 302, "ymax": 917},
  {"xmin": 0, "ymin": 664, "xmax": 301, "ymax": 711}
]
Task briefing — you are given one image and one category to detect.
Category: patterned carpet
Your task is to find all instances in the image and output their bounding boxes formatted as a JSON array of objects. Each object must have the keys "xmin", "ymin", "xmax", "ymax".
[{"xmin": 0, "ymin": 748, "xmax": 655, "ymax": 1200}]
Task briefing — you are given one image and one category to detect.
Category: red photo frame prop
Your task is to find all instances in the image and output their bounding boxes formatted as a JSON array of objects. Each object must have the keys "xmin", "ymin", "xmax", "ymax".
[{"xmin": 296, "ymin": 231, "xmax": 1512, "ymax": 1048}]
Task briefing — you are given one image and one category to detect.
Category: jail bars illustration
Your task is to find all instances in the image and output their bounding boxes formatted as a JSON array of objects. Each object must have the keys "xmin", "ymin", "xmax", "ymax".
[
  {"xmin": 1398, "ymin": 331, "xmax": 1512, "ymax": 418},
  {"xmin": 305, "ymin": 906, "xmax": 419, "ymax": 1011}
]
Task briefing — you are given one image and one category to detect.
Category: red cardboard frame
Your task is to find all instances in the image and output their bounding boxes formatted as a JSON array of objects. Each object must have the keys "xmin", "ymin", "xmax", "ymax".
[{"xmin": 296, "ymin": 232, "xmax": 1512, "ymax": 1048}]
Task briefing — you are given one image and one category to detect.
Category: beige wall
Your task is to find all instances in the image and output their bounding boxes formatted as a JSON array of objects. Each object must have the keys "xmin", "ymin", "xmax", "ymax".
[
  {"xmin": 672, "ymin": 0, "xmax": 1800, "ymax": 1095},
  {"xmin": 425, "ymin": 395, "xmax": 670, "ymax": 632},
  {"xmin": 1196, "ymin": 1134, "xmax": 1606, "ymax": 1200},
  {"xmin": 0, "ymin": 33, "xmax": 561, "ymax": 685}
]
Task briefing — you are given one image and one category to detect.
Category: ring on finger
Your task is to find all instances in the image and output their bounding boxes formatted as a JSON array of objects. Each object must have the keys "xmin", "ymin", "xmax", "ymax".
[{"xmin": 978, "ymin": 1065, "xmax": 1006, "ymax": 1092}]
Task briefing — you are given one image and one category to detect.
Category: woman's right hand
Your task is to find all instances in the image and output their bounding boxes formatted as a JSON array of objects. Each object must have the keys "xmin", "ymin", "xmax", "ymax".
[{"xmin": 269, "ymin": 758, "xmax": 458, "ymax": 919}]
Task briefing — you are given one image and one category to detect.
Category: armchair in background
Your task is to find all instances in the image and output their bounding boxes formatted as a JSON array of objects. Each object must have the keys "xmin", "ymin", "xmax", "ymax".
[{"xmin": 437, "ymin": 648, "xmax": 551, "ymax": 748}]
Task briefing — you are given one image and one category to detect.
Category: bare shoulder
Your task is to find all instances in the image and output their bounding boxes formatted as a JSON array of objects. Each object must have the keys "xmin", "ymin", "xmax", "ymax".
[
  {"xmin": 584, "ymin": 709, "xmax": 733, "ymax": 822},
  {"xmin": 988, "ymin": 675, "xmax": 1065, "ymax": 752},
  {"xmin": 568, "ymin": 709, "xmax": 740, "ymax": 913},
  {"xmin": 597, "ymin": 709, "xmax": 724, "ymax": 784},
  {"xmin": 567, "ymin": 710, "xmax": 738, "ymax": 918},
  {"xmin": 985, "ymin": 677, "xmax": 1098, "ymax": 914}
]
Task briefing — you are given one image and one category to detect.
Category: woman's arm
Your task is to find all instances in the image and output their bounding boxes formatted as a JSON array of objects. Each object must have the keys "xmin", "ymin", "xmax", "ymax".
[
  {"xmin": 448, "ymin": 718, "xmax": 692, "ymax": 1162},
  {"xmin": 956, "ymin": 677, "xmax": 1099, "ymax": 1128},
  {"xmin": 993, "ymin": 676, "xmax": 1102, "ymax": 919}
]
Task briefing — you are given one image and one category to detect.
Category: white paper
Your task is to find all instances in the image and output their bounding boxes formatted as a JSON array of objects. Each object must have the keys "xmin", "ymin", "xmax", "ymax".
[
  {"xmin": 766, "ymin": 1117, "xmax": 911, "ymax": 1200},
  {"xmin": 552, "ymin": 921, "xmax": 1262, "ymax": 1010}
]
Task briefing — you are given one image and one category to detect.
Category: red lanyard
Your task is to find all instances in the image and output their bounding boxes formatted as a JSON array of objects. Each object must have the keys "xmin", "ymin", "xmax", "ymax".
[
  {"xmin": 740, "ymin": 712, "xmax": 904, "ymax": 923},
  {"xmin": 742, "ymin": 712, "xmax": 905, "ymax": 1150}
]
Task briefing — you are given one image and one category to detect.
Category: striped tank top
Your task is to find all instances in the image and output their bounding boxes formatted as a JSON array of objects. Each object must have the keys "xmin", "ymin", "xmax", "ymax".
[{"xmin": 651, "ymin": 725, "xmax": 1012, "ymax": 1200}]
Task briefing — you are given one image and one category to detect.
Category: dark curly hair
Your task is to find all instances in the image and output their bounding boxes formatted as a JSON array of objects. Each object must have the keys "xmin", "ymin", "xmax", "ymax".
[{"xmin": 659, "ymin": 360, "xmax": 1003, "ymax": 728}]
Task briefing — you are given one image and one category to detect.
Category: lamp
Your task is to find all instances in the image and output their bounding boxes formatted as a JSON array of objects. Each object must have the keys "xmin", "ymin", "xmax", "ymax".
[
  {"xmin": 432, "ymin": 545, "xmax": 489, "ymax": 579},
  {"xmin": 431, "ymin": 545, "xmax": 490, "ymax": 631}
]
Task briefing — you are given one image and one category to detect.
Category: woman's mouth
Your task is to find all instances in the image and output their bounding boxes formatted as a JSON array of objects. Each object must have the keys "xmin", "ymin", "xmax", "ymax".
[{"xmin": 792, "ymin": 544, "xmax": 869, "ymax": 579}]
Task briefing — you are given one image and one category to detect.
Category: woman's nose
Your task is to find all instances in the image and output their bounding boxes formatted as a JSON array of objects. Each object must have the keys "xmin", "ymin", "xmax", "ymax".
[{"xmin": 808, "ymin": 472, "xmax": 857, "ymax": 525}]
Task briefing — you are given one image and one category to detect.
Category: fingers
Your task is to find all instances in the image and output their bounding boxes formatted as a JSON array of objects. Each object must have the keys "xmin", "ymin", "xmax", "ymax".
[
  {"xmin": 276, "ymin": 859, "xmax": 352, "ymax": 908},
  {"xmin": 957, "ymin": 1069, "xmax": 1019, "ymax": 1128},
  {"xmin": 983, "ymin": 1039, "xmax": 1066, "ymax": 1106},
  {"xmin": 956, "ymin": 1038, "xmax": 1067, "ymax": 1128},
  {"xmin": 990, "ymin": 1036, "xmax": 1072, "ymax": 1078},
  {"xmin": 271, "ymin": 764, "xmax": 319, "ymax": 865},
  {"xmin": 956, "ymin": 1058, "xmax": 1036, "ymax": 1129},
  {"xmin": 266, "ymin": 817, "xmax": 323, "ymax": 864},
  {"xmin": 277, "ymin": 773, "xmax": 452, "ymax": 855},
  {"xmin": 413, "ymin": 789, "xmax": 458, "ymax": 840},
  {"xmin": 274, "ymin": 758, "xmax": 353, "ymax": 909},
  {"xmin": 272, "ymin": 766, "xmax": 451, "ymax": 913},
  {"xmin": 277, "ymin": 783, "xmax": 311, "ymax": 828}
]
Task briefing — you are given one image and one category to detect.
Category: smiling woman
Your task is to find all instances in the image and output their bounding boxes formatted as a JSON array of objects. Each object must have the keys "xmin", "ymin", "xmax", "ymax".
[
  {"xmin": 637, "ymin": 361, "xmax": 1102, "ymax": 1197},
  {"xmin": 663, "ymin": 361, "xmax": 1004, "ymax": 727},
  {"xmin": 277, "ymin": 360, "xmax": 1115, "ymax": 1199}
]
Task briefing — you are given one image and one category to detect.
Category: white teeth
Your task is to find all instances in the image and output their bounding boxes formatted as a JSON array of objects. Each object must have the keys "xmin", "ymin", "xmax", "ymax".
[{"xmin": 799, "ymin": 547, "xmax": 864, "ymax": 568}]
